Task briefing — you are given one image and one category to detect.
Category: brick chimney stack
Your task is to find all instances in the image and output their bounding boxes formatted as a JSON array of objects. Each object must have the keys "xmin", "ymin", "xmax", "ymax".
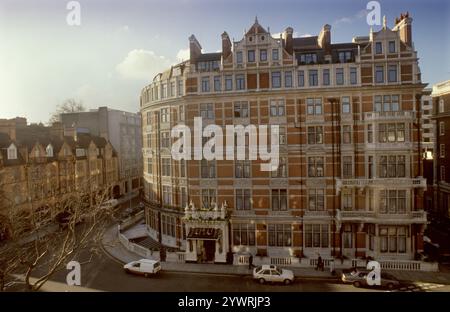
[
  {"xmin": 393, "ymin": 12, "xmax": 413, "ymax": 47},
  {"xmin": 221, "ymin": 31, "xmax": 232, "ymax": 60},
  {"xmin": 283, "ymin": 27, "xmax": 294, "ymax": 55},
  {"xmin": 318, "ymin": 24, "xmax": 331, "ymax": 54},
  {"xmin": 189, "ymin": 34, "xmax": 202, "ymax": 63}
]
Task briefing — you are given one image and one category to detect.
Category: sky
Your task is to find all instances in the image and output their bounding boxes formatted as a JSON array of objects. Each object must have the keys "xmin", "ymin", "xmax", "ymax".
[{"xmin": 0, "ymin": 0, "xmax": 449, "ymax": 123}]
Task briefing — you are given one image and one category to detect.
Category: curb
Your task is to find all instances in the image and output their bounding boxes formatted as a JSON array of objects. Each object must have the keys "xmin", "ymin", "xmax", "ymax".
[
  {"xmin": 162, "ymin": 269, "xmax": 339, "ymax": 282},
  {"xmin": 101, "ymin": 225, "xmax": 447, "ymax": 285},
  {"xmin": 100, "ymin": 240, "xmax": 339, "ymax": 281}
]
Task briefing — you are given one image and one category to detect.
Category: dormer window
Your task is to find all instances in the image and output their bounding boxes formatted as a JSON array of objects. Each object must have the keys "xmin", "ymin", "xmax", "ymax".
[
  {"xmin": 298, "ymin": 53, "xmax": 317, "ymax": 65},
  {"xmin": 197, "ymin": 61, "xmax": 219, "ymax": 72},
  {"xmin": 76, "ymin": 148, "xmax": 85, "ymax": 157},
  {"xmin": 46, "ymin": 144, "xmax": 53, "ymax": 157},
  {"xmin": 7, "ymin": 144, "xmax": 17, "ymax": 160},
  {"xmin": 338, "ymin": 51, "xmax": 353, "ymax": 63}
]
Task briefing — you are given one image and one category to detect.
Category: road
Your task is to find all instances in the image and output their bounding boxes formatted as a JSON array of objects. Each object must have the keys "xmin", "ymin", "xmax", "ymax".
[
  {"xmin": 43, "ymin": 250, "xmax": 450, "ymax": 292},
  {"xmin": 17, "ymin": 198, "xmax": 449, "ymax": 293}
]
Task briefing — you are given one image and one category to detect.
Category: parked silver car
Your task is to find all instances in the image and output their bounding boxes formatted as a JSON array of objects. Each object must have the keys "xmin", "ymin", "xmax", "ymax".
[{"xmin": 342, "ymin": 269, "xmax": 400, "ymax": 290}]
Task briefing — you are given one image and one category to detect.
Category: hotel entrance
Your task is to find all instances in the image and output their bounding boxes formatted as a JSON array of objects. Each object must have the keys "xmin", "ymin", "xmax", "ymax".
[
  {"xmin": 196, "ymin": 239, "xmax": 216, "ymax": 263},
  {"xmin": 183, "ymin": 201, "xmax": 230, "ymax": 264}
]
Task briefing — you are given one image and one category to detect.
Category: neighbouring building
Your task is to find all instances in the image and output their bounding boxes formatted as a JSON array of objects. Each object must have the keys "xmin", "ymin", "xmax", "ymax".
[
  {"xmin": 140, "ymin": 15, "xmax": 428, "ymax": 263},
  {"xmin": 421, "ymin": 89, "xmax": 435, "ymax": 213},
  {"xmin": 0, "ymin": 119, "xmax": 119, "ymax": 239},
  {"xmin": 60, "ymin": 107, "xmax": 143, "ymax": 198},
  {"xmin": 429, "ymin": 80, "xmax": 450, "ymax": 257},
  {"xmin": 421, "ymin": 89, "xmax": 434, "ymax": 158}
]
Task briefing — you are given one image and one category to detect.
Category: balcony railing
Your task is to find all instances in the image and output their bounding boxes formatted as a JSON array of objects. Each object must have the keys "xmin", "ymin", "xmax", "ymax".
[
  {"xmin": 337, "ymin": 210, "xmax": 375, "ymax": 219},
  {"xmin": 142, "ymin": 148, "xmax": 152, "ymax": 157},
  {"xmin": 364, "ymin": 111, "xmax": 415, "ymax": 121},
  {"xmin": 336, "ymin": 209, "xmax": 427, "ymax": 223},
  {"xmin": 144, "ymin": 125, "xmax": 152, "ymax": 133},
  {"xmin": 336, "ymin": 178, "xmax": 427, "ymax": 191},
  {"xmin": 303, "ymin": 210, "xmax": 332, "ymax": 217}
]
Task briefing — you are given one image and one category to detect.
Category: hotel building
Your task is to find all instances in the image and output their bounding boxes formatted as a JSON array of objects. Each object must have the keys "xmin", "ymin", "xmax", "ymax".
[{"xmin": 140, "ymin": 15, "xmax": 427, "ymax": 263}]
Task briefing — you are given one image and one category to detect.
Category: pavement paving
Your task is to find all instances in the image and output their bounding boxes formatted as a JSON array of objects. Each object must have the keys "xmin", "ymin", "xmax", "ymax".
[
  {"xmin": 102, "ymin": 222, "xmax": 450, "ymax": 285},
  {"xmin": 41, "ymin": 251, "xmax": 450, "ymax": 293}
]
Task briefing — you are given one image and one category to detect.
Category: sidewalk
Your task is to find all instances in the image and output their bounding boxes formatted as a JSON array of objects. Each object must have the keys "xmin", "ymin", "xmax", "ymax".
[
  {"xmin": 102, "ymin": 224, "xmax": 336, "ymax": 281},
  {"xmin": 101, "ymin": 223, "xmax": 450, "ymax": 284}
]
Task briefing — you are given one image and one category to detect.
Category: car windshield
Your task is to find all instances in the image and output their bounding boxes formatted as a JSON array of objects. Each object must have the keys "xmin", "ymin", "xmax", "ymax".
[
  {"xmin": 154, "ymin": 262, "xmax": 160, "ymax": 268},
  {"xmin": 255, "ymin": 266, "xmax": 262, "ymax": 272}
]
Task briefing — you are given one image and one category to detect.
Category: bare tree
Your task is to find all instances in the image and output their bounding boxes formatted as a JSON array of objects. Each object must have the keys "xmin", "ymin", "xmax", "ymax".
[
  {"xmin": 48, "ymin": 99, "xmax": 86, "ymax": 124},
  {"xmin": 0, "ymin": 179, "xmax": 119, "ymax": 291}
]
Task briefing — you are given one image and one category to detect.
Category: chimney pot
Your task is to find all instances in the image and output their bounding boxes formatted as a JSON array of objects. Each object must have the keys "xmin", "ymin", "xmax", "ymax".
[
  {"xmin": 283, "ymin": 27, "xmax": 294, "ymax": 55},
  {"xmin": 221, "ymin": 31, "xmax": 232, "ymax": 60},
  {"xmin": 318, "ymin": 24, "xmax": 332, "ymax": 54}
]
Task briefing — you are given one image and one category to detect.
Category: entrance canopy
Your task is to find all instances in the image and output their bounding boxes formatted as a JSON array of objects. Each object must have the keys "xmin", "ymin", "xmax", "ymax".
[{"xmin": 187, "ymin": 228, "xmax": 220, "ymax": 240}]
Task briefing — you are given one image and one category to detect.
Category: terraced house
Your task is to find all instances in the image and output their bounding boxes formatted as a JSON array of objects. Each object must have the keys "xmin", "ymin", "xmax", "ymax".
[
  {"xmin": 0, "ymin": 119, "xmax": 119, "ymax": 238},
  {"xmin": 140, "ymin": 14, "xmax": 428, "ymax": 264}
]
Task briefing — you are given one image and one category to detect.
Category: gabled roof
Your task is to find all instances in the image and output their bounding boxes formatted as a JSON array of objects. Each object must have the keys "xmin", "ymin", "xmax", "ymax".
[
  {"xmin": 0, "ymin": 137, "xmax": 25, "ymax": 166},
  {"xmin": 245, "ymin": 17, "xmax": 268, "ymax": 36},
  {"xmin": 0, "ymin": 133, "xmax": 12, "ymax": 148}
]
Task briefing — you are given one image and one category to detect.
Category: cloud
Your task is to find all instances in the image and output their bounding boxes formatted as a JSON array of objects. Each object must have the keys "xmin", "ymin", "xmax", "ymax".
[
  {"xmin": 116, "ymin": 49, "xmax": 172, "ymax": 80},
  {"xmin": 334, "ymin": 9, "xmax": 367, "ymax": 27},
  {"xmin": 75, "ymin": 84, "xmax": 96, "ymax": 100},
  {"xmin": 176, "ymin": 48, "xmax": 190, "ymax": 62}
]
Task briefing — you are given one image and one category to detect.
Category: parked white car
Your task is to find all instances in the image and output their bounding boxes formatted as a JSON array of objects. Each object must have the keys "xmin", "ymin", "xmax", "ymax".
[
  {"xmin": 123, "ymin": 259, "xmax": 161, "ymax": 277},
  {"xmin": 253, "ymin": 265, "xmax": 294, "ymax": 285}
]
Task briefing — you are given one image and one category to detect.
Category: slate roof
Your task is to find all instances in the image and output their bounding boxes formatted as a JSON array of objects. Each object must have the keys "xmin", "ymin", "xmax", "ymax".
[{"xmin": 196, "ymin": 53, "xmax": 222, "ymax": 62}]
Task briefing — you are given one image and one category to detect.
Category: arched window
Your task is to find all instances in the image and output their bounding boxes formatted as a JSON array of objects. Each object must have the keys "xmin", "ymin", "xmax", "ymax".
[
  {"xmin": 46, "ymin": 144, "xmax": 53, "ymax": 157},
  {"xmin": 7, "ymin": 144, "xmax": 17, "ymax": 160}
]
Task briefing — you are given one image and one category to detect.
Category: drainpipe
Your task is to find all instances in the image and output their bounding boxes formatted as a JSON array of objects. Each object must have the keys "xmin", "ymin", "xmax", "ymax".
[
  {"xmin": 330, "ymin": 97, "xmax": 337, "ymax": 258},
  {"xmin": 414, "ymin": 93, "xmax": 423, "ymax": 258},
  {"xmin": 294, "ymin": 103, "xmax": 303, "ymax": 258},
  {"xmin": 156, "ymin": 111, "xmax": 163, "ymax": 248}
]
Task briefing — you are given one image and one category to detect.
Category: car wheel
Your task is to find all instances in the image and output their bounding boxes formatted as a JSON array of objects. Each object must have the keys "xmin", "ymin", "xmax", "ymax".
[
  {"xmin": 387, "ymin": 283, "xmax": 394, "ymax": 290},
  {"xmin": 284, "ymin": 279, "xmax": 292, "ymax": 285},
  {"xmin": 259, "ymin": 278, "xmax": 265, "ymax": 284},
  {"xmin": 125, "ymin": 269, "xmax": 130, "ymax": 274},
  {"xmin": 353, "ymin": 281, "xmax": 361, "ymax": 288}
]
